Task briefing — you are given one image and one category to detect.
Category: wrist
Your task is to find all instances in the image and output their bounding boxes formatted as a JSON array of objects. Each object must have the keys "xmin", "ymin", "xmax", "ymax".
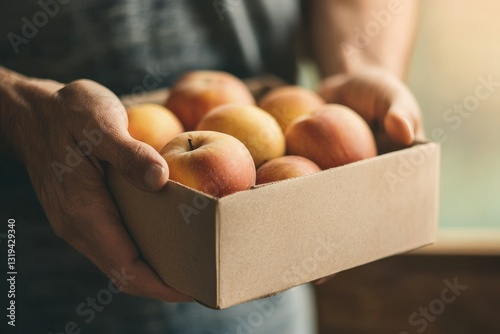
[
  {"xmin": 325, "ymin": 54, "xmax": 404, "ymax": 78},
  {"xmin": 350, "ymin": 56, "xmax": 408, "ymax": 79}
]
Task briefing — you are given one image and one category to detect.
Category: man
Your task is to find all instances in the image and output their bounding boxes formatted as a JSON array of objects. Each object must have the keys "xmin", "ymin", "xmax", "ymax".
[{"xmin": 0, "ymin": 0, "xmax": 423, "ymax": 332}]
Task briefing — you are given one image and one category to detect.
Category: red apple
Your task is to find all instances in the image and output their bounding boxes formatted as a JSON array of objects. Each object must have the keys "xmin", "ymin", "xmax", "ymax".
[
  {"xmin": 160, "ymin": 131, "xmax": 256, "ymax": 197},
  {"xmin": 285, "ymin": 104, "xmax": 377, "ymax": 169},
  {"xmin": 165, "ymin": 71, "xmax": 256, "ymax": 131},
  {"xmin": 256, "ymin": 156, "xmax": 321, "ymax": 185}
]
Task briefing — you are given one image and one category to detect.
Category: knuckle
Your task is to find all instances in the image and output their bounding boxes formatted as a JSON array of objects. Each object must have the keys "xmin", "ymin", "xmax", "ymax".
[
  {"xmin": 57, "ymin": 79, "xmax": 92, "ymax": 98},
  {"xmin": 58, "ymin": 80, "xmax": 119, "ymax": 112},
  {"xmin": 65, "ymin": 79, "xmax": 97, "ymax": 92}
]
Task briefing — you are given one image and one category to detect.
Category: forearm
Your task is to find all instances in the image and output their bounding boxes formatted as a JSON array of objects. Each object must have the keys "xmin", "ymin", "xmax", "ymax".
[{"xmin": 310, "ymin": 0, "xmax": 419, "ymax": 79}]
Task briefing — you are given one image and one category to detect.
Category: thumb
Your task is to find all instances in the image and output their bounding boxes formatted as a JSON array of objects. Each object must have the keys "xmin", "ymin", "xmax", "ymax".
[
  {"xmin": 93, "ymin": 129, "xmax": 169, "ymax": 192},
  {"xmin": 384, "ymin": 105, "xmax": 415, "ymax": 145},
  {"xmin": 384, "ymin": 94, "xmax": 423, "ymax": 145}
]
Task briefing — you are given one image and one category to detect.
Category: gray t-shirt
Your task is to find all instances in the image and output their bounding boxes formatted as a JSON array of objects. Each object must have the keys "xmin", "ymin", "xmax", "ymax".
[
  {"xmin": 1, "ymin": 0, "xmax": 299, "ymax": 95},
  {"xmin": 0, "ymin": 1, "xmax": 305, "ymax": 333}
]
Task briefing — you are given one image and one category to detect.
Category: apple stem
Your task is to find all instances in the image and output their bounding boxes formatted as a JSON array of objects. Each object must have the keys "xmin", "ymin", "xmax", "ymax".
[{"xmin": 188, "ymin": 137, "xmax": 195, "ymax": 150}]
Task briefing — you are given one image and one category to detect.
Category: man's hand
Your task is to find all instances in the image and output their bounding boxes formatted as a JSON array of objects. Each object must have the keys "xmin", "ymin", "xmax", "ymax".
[
  {"xmin": 318, "ymin": 68, "xmax": 425, "ymax": 146},
  {"xmin": 313, "ymin": 69, "xmax": 423, "ymax": 287},
  {"xmin": 308, "ymin": 0, "xmax": 423, "ymax": 285},
  {"xmin": 0, "ymin": 68, "xmax": 190, "ymax": 302}
]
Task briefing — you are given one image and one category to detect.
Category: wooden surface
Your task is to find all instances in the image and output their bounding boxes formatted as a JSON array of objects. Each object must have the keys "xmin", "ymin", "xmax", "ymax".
[
  {"xmin": 314, "ymin": 254, "xmax": 500, "ymax": 334},
  {"xmin": 414, "ymin": 229, "xmax": 500, "ymax": 255}
]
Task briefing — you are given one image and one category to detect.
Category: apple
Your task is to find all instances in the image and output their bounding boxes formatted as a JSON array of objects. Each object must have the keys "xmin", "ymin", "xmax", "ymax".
[
  {"xmin": 196, "ymin": 103, "xmax": 286, "ymax": 167},
  {"xmin": 256, "ymin": 156, "xmax": 321, "ymax": 185},
  {"xmin": 160, "ymin": 131, "xmax": 256, "ymax": 197},
  {"xmin": 258, "ymin": 85, "xmax": 325, "ymax": 132},
  {"xmin": 165, "ymin": 71, "xmax": 255, "ymax": 131},
  {"xmin": 127, "ymin": 103, "xmax": 184, "ymax": 151},
  {"xmin": 285, "ymin": 104, "xmax": 377, "ymax": 169}
]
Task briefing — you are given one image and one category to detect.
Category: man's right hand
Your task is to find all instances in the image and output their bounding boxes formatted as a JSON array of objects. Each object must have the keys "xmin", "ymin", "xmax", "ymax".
[{"xmin": 0, "ymin": 67, "xmax": 191, "ymax": 302}]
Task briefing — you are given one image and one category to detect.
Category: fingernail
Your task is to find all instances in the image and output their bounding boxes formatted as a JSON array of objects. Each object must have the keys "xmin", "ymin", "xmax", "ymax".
[
  {"xmin": 403, "ymin": 117, "xmax": 415, "ymax": 144},
  {"xmin": 144, "ymin": 163, "xmax": 165, "ymax": 189}
]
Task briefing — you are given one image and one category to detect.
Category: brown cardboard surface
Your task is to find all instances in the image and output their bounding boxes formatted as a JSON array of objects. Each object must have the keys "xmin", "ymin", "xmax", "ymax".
[
  {"xmin": 216, "ymin": 142, "xmax": 439, "ymax": 308},
  {"xmin": 107, "ymin": 141, "xmax": 440, "ymax": 309},
  {"xmin": 107, "ymin": 171, "xmax": 219, "ymax": 306}
]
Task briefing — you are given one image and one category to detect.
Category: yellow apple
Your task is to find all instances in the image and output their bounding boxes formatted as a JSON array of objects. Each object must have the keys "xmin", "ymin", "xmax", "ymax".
[
  {"xmin": 258, "ymin": 86, "xmax": 325, "ymax": 132},
  {"xmin": 127, "ymin": 103, "xmax": 184, "ymax": 151},
  {"xmin": 196, "ymin": 103, "xmax": 286, "ymax": 167}
]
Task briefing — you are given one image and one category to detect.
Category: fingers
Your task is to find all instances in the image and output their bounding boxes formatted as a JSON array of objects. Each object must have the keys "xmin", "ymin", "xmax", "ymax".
[
  {"xmin": 318, "ymin": 70, "xmax": 423, "ymax": 145},
  {"xmin": 26, "ymin": 78, "xmax": 188, "ymax": 304},
  {"xmin": 93, "ymin": 132, "xmax": 169, "ymax": 192},
  {"xmin": 313, "ymin": 274, "xmax": 336, "ymax": 286},
  {"xmin": 52, "ymin": 80, "xmax": 180, "ymax": 299},
  {"xmin": 57, "ymin": 80, "xmax": 170, "ymax": 192},
  {"xmin": 379, "ymin": 93, "xmax": 422, "ymax": 145},
  {"xmin": 318, "ymin": 74, "xmax": 349, "ymax": 107},
  {"xmin": 57, "ymin": 179, "xmax": 191, "ymax": 302}
]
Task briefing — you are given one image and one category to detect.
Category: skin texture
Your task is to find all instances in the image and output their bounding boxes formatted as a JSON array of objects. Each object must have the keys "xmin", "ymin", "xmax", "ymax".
[
  {"xmin": 309, "ymin": 0, "xmax": 421, "ymax": 285},
  {"xmin": 0, "ymin": 0, "xmax": 422, "ymax": 297},
  {"xmin": 165, "ymin": 71, "xmax": 256, "ymax": 131},
  {"xmin": 196, "ymin": 104, "xmax": 286, "ymax": 167},
  {"xmin": 258, "ymin": 86, "xmax": 325, "ymax": 132},
  {"xmin": 318, "ymin": 69, "xmax": 424, "ymax": 146},
  {"xmin": 127, "ymin": 103, "xmax": 184, "ymax": 151},
  {"xmin": 160, "ymin": 131, "xmax": 256, "ymax": 197},
  {"xmin": 0, "ymin": 67, "xmax": 190, "ymax": 302},
  {"xmin": 256, "ymin": 155, "xmax": 321, "ymax": 185},
  {"xmin": 286, "ymin": 104, "xmax": 377, "ymax": 170},
  {"xmin": 311, "ymin": 0, "xmax": 424, "ymax": 146}
]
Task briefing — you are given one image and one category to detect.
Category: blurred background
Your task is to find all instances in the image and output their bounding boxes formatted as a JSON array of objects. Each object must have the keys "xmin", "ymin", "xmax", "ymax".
[
  {"xmin": 409, "ymin": 0, "xmax": 500, "ymax": 232},
  {"xmin": 300, "ymin": 0, "xmax": 500, "ymax": 241},
  {"xmin": 311, "ymin": 1, "xmax": 500, "ymax": 333}
]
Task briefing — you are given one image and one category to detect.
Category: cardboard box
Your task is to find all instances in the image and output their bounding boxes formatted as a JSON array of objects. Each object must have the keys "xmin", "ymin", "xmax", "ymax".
[{"xmin": 107, "ymin": 137, "xmax": 440, "ymax": 309}]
